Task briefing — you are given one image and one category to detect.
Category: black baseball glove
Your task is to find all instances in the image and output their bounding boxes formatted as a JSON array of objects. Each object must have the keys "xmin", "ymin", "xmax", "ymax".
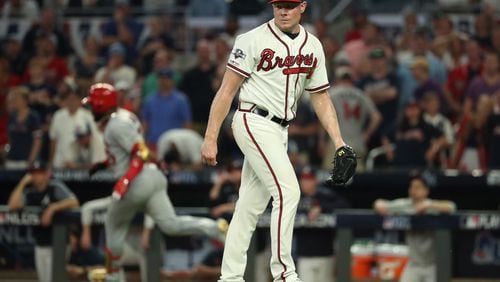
[{"xmin": 327, "ymin": 145, "xmax": 357, "ymax": 186}]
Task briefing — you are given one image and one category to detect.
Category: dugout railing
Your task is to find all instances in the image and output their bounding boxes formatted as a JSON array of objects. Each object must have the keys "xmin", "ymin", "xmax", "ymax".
[{"xmin": 1, "ymin": 206, "xmax": 500, "ymax": 282}]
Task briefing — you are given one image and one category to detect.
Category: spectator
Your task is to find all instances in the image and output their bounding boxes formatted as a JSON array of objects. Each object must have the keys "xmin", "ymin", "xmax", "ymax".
[
  {"xmin": 1, "ymin": 35, "xmax": 28, "ymax": 76},
  {"xmin": 295, "ymin": 167, "xmax": 349, "ymax": 282},
  {"xmin": 472, "ymin": 12, "xmax": 492, "ymax": 49},
  {"xmin": 411, "ymin": 57, "xmax": 447, "ymax": 114},
  {"xmin": 312, "ymin": 19, "xmax": 329, "ymax": 41},
  {"xmin": 373, "ymin": 174, "xmax": 456, "ymax": 282},
  {"xmin": 327, "ymin": 66, "xmax": 381, "ymax": 170},
  {"xmin": 27, "ymin": 64, "xmax": 59, "ymax": 164},
  {"xmin": 463, "ymin": 50, "xmax": 500, "ymax": 115},
  {"xmin": 219, "ymin": 15, "xmax": 241, "ymax": 48},
  {"xmin": 422, "ymin": 93, "xmax": 455, "ymax": 168},
  {"xmin": 323, "ymin": 36, "xmax": 341, "ymax": 81},
  {"xmin": 431, "ymin": 11, "xmax": 455, "ymax": 39},
  {"xmin": 5, "ymin": 86, "xmax": 42, "ymax": 169},
  {"xmin": 383, "ymin": 101, "xmax": 447, "ymax": 169},
  {"xmin": 26, "ymin": 32, "xmax": 69, "ymax": 87},
  {"xmin": 7, "ymin": 161, "xmax": 79, "ymax": 282},
  {"xmin": 357, "ymin": 47, "xmax": 399, "ymax": 148},
  {"xmin": 73, "ymin": 35, "xmax": 104, "ymax": 88},
  {"xmin": 444, "ymin": 39, "xmax": 483, "ymax": 120},
  {"xmin": 0, "ymin": 58, "xmax": 22, "ymax": 162},
  {"xmin": 66, "ymin": 226, "xmax": 105, "ymax": 280},
  {"xmin": 187, "ymin": 0, "xmax": 229, "ymax": 17},
  {"xmin": 62, "ymin": 122, "xmax": 106, "ymax": 169},
  {"xmin": 100, "ymin": 0, "xmax": 143, "ymax": 62},
  {"xmin": 395, "ymin": 8, "xmax": 418, "ymax": 52},
  {"xmin": 81, "ymin": 196, "xmax": 155, "ymax": 282},
  {"xmin": 24, "ymin": 58, "xmax": 57, "ymax": 99},
  {"xmin": 344, "ymin": 7, "xmax": 368, "ymax": 43},
  {"xmin": 214, "ymin": 37, "xmax": 231, "ymax": 66},
  {"xmin": 454, "ymin": 51, "xmax": 500, "ymax": 170},
  {"xmin": 139, "ymin": 15, "xmax": 175, "ymax": 74},
  {"xmin": 0, "ymin": 57, "xmax": 22, "ymax": 90},
  {"xmin": 141, "ymin": 67, "xmax": 192, "ymax": 146},
  {"xmin": 22, "ymin": 9, "xmax": 70, "ymax": 57},
  {"xmin": 180, "ymin": 39, "xmax": 217, "ymax": 135},
  {"xmin": 115, "ymin": 80, "xmax": 140, "ymax": 114},
  {"xmin": 209, "ymin": 160, "xmax": 242, "ymax": 221},
  {"xmin": 397, "ymin": 27, "xmax": 447, "ymax": 110},
  {"xmin": 94, "ymin": 42, "xmax": 137, "ymax": 87},
  {"xmin": 156, "ymin": 128, "xmax": 204, "ymax": 171},
  {"xmin": 433, "ymin": 33, "xmax": 468, "ymax": 71},
  {"xmin": 490, "ymin": 24, "xmax": 500, "ymax": 54},
  {"xmin": 217, "ymin": 110, "xmax": 243, "ymax": 166},
  {"xmin": 0, "ymin": 0, "xmax": 39, "ymax": 21},
  {"xmin": 341, "ymin": 22, "xmax": 382, "ymax": 78},
  {"xmin": 476, "ymin": 94, "xmax": 500, "ymax": 169},
  {"xmin": 49, "ymin": 81, "xmax": 97, "ymax": 168},
  {"xmin": 288, "ymin": 95, "xmax": 320, "ymax": 165},
  {"xmin": 142, "ymin": 48, "xmax": 180, "ymax": 100}
]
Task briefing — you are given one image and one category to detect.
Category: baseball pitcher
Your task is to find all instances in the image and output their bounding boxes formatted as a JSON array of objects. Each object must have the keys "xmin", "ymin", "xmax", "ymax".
[{"xmin": 201, "ymin": 1, "xmax": 357, "ymax": 281}]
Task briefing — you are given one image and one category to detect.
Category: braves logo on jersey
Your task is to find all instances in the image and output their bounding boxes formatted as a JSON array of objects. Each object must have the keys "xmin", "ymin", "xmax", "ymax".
[{"xmin": 256, "ymin": 48, "xmax": 317, "ymax": 78}]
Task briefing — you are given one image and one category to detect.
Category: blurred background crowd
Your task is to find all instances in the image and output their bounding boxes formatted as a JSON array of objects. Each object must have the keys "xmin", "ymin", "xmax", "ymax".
[
  {"xmin": 1, "ymin": 0, "xmax": 499, "ymax": 174},
  {"xmin": 1, "ymin": 0, "xmax": 500, "ymax": 281}
]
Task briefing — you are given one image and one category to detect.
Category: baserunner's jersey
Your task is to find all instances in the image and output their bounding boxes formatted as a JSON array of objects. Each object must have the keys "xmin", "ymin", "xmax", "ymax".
[
  {"xmin": 227, "ymin": 19, "xmax": 330, "ymax": 121},
  {"xmin": 104, "ymin": 108, "xmax": 143, "ymax": 178}
]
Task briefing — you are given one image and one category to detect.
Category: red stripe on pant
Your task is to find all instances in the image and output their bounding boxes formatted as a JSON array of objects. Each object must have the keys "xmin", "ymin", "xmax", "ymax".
[{"xmin": 243, "ymin": 113, "xmax": 287, "ymax": 281}]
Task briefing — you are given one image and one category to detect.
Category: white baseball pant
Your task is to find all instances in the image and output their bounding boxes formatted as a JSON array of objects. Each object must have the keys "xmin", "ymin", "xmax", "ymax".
[
  {"xmin": 297, "ymin": 256, "xmax": 335, "ymax": 282},
  {"xmin": 400, "ymin": 262, "xmax": 436, "ymax": 282},
  {"xmin": 34, "ymin": 246, "xmax": 52, "ymax": 282},
  {"xmin": 219, "ymin": 111, "xmax": 301, "ymax": 282}
]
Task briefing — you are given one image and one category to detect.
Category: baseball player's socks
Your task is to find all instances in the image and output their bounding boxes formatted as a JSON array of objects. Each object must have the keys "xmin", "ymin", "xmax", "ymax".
[{"xmin": 105, "ymin": 248, "xmax": 123, "ymax": 281}]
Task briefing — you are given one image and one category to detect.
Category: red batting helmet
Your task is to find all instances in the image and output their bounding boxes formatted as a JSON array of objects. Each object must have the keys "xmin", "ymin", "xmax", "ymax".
[{"xmin": 83, "ymin": 83, "xmax": 118, "ymax": 114}]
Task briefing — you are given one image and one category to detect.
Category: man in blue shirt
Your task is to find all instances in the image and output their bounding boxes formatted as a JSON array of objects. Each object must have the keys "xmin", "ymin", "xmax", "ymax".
[{"xmin": 141, "ymin": 67, "xmax": 192, "ymax": 146}]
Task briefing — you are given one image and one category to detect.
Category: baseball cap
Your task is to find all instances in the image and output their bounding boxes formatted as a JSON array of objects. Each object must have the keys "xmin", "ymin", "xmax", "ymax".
[
  {"xmin": 409, "ymin": 170, "xmax": 437, "ymax": 190},
  {"xmin": 157, "ymin": 67, "xmax": 174, "ymax": 78},
  {"xmin": 368, "ymin": 47, "xmax": 386, "ymax": 59},
  {"xmin": 335, "ymin": 66, "xmax": 352, "ymax": 80},
  {"xmin": 268, "ymin": 0, "xmax": 304, "ymax": 3},
  {"xmin": 108, "ymin": 42, "xmax": 126, "ymax": 56},
  {"xmin": 75, "ymin": 123, "xmax": 91, "ymax": 138},
  {"xmin": 29, "ymin": 161, "xmax": 49, "ymax": 173}
]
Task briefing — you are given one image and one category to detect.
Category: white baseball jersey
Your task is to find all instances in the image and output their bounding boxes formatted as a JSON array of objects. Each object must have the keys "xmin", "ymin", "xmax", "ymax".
[
  {"xmin": 219, "ymin": 19, "xmax": 331, "ymax": 282},
  {"xmin": 227, "ymin": 19, "xmax": 330, "ymax": 120},
  {"xmin": 104, "ymin": 108, "xmax": 143, "ymax": 178},
  {"xmin": 102, "ymin": 109, "xmax": 225, "ymax": 281}
]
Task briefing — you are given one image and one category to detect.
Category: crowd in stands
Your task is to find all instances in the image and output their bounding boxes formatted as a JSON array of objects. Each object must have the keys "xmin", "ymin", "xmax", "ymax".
[
  {"xmin": 1, "ymin": 0, "xmax": 500, "ymax": 177},
  {"xmin": 3, "ymin": 1, "xmax": 499, "ymax": 281}
]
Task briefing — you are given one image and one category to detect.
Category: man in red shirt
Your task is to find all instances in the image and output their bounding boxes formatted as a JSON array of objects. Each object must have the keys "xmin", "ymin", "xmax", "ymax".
[{"xmin": 444, "ymin": 40, "xmax": 483, "ymax": 121}]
